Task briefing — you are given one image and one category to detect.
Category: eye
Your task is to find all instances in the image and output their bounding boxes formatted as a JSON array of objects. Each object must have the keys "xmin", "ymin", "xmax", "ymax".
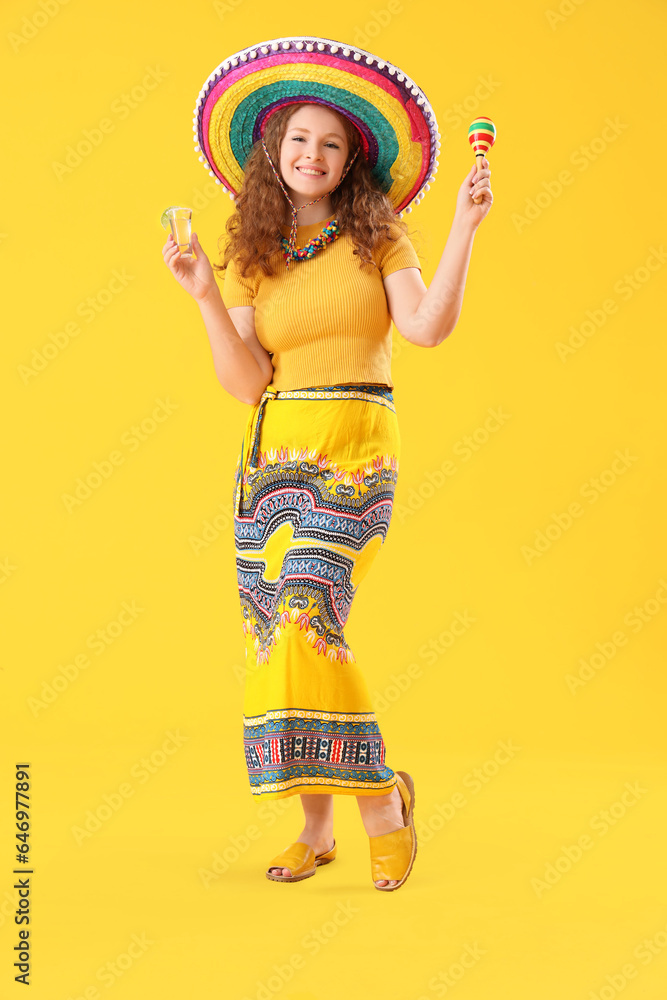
[{"xmin": 290, "ymin": 136, "xmax": 340, "ymax": 149}]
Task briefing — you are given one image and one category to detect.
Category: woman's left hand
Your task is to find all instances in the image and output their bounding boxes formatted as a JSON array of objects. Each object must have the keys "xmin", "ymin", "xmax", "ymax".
[{"xmin": 454, "ymin": 157, "xmax": 493, "ymax": 228}]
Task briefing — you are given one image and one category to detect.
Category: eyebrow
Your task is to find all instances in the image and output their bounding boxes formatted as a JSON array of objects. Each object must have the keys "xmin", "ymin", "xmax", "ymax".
[{"xmin": 287, "ymin": 127, "xmax": 345, "ymax": 140}]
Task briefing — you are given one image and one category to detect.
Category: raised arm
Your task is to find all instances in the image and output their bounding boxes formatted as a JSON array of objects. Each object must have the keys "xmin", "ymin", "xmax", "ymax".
[{"xmin": 383, "ymin": 157, "xmax": 493, "ymax": 347}]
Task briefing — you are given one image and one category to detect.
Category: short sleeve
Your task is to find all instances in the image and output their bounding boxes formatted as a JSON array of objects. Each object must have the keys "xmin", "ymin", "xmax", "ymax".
[
  {"xmin": 375, "ymin": 224, "xmax": 422, "ymax": 279},
  {"xmin": 221, "ymin": 254, "xmax": 259, "ymax": 307}
]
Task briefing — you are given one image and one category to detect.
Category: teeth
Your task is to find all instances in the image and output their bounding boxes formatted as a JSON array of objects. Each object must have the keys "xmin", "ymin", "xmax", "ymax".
[{"xmin": 298, "ymin": 167, "xmax": 325, "ymax": 175}]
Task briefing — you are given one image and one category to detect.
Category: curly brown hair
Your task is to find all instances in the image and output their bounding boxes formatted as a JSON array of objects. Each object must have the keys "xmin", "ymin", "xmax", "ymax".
[{"xmin": 212, "ymin": 102, "xmax": 421, "ymax": 280}]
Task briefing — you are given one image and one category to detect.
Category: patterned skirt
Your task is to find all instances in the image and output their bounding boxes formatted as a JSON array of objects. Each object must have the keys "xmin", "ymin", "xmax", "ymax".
[{"xmin": 233, "ymin": 382, "xmax": 401, "ymax": 800}]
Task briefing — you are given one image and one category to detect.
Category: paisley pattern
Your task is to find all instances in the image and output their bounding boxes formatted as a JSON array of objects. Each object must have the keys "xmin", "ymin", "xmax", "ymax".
[{"xmin": 233, "ymin": 384, "xmax": 401, "ymax": 799}]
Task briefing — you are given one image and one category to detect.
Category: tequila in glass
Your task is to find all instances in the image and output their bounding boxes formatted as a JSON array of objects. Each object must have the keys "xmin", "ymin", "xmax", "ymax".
[{"xmin": 160, "ymin": 206, "xmax": 193, "ymax": 257}]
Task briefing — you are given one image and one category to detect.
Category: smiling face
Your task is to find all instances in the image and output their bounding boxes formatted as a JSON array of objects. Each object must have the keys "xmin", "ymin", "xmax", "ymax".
[{"xmin": 278, "ymin": 104, "xmax": 351, "ymax": 212}]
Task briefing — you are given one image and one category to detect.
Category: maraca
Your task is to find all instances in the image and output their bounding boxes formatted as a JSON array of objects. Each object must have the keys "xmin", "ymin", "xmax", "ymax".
[{"xmin": 468, "ymin": 117, "xmax": 496, "ymax": 204}]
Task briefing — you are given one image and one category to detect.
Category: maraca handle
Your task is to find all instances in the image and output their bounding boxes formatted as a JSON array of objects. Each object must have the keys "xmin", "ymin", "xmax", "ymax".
[{"xmin": 473, "ymin": 153, "xmax": 485, "ymax": 204}]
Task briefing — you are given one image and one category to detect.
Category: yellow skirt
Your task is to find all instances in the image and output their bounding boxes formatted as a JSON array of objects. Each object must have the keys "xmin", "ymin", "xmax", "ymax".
[{"xmin": 233, "ymin": 383, "xmax": 401, "ymax": 800}]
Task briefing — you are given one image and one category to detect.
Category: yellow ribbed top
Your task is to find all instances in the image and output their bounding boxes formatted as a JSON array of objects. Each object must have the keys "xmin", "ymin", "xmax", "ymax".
[{"xmin": 220, "ymin": 212, "xmax": 421, "ymax": 390}]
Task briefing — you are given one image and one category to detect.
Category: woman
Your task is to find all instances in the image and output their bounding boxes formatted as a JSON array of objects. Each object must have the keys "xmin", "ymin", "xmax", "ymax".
[{"xmin": 162, "ymin": 36, "xmax": 493, "ymax": 891}]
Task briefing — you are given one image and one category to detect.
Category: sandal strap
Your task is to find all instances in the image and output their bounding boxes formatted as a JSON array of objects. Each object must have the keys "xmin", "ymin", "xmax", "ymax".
[
  {"xmin": 369, "ymin": 825, "xmax": 414, "ymax": 881},
  {"xmin": 395, "ymin": 773, "xmax": 411, "ymax": 821},
  {"xmin": 315, "ymin": 839, "xmax": 337, "ymax": 862}
]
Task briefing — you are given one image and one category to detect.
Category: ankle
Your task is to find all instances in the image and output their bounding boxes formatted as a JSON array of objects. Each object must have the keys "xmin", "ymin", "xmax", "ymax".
[
  {"xmin": 301, "ymin": 822, "xmax": 333, "ymax": 837},
  {"xmin": 360, "ymin": 788, "xmax": 404, "ymax": 836},
  {"xmin": 299, "ymin": 824, "xmax": 333, "ymax": 849}
]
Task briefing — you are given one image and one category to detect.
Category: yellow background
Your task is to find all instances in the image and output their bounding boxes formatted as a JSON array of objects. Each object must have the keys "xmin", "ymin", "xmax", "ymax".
[{"xmin": 2, "ymin": 0, "xmax": 666, "ymax": 996}]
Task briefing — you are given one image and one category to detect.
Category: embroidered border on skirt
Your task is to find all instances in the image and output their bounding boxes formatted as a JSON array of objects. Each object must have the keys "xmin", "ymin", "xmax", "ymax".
[{"xmin": 233, "ymin": 383, "xmax": 400, "ymax": 799}]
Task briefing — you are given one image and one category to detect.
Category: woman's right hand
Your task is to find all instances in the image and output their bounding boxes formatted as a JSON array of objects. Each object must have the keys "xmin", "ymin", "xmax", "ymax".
[{"xmin": 162, "ymin": 231, "xmax": 217, "ymax": 301}]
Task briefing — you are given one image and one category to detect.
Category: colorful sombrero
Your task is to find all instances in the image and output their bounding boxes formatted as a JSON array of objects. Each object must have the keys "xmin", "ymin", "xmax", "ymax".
[{"xmin": 192, "ymin": 35, "xmax": 440, "ymax": 218}]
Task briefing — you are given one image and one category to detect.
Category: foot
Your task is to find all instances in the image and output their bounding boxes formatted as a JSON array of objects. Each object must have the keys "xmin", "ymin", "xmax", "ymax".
[
  {"xmin": 267, "ymin": 829, "xmax": 335, "ymax": 879},
  {"xmin": 362, "ymin": 783, "xmax": 406, "ymax": 887}
]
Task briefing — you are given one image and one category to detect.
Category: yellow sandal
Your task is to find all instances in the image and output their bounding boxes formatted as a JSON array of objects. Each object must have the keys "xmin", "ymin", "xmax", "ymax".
[
  {"xmin": 369, "ymin": 771, "xmax": 417, "ymax": 891},
  {"xmin": 265, "ymin": 839, "xmax": 337, "ymax": 882}
]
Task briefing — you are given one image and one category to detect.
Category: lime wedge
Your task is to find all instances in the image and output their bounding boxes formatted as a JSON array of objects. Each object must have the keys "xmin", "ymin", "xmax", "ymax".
[{"xmin": 160, "ymin": 206, "xmax": 179, "ymax": 229}]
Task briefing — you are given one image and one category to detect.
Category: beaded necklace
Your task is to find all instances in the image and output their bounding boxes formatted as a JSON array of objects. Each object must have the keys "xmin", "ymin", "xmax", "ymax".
[
  {"xmin": 261, "ymin": 136, "xmax": 359, "ymax": 270},
  {"xmin": 280, "ymin": 219, "xmax": 340, "ymax": 263}
]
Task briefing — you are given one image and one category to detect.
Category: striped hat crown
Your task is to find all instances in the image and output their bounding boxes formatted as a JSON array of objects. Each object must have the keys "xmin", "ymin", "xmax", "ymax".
[{"xmin": 193, "ymin": 36, "xmax": 441, "ymax": 217}]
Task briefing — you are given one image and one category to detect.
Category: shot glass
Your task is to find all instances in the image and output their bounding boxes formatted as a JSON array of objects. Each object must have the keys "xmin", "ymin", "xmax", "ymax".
[{"xmin": 160, "ymin": 206, "xmax": 193, "ymax": 257}]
